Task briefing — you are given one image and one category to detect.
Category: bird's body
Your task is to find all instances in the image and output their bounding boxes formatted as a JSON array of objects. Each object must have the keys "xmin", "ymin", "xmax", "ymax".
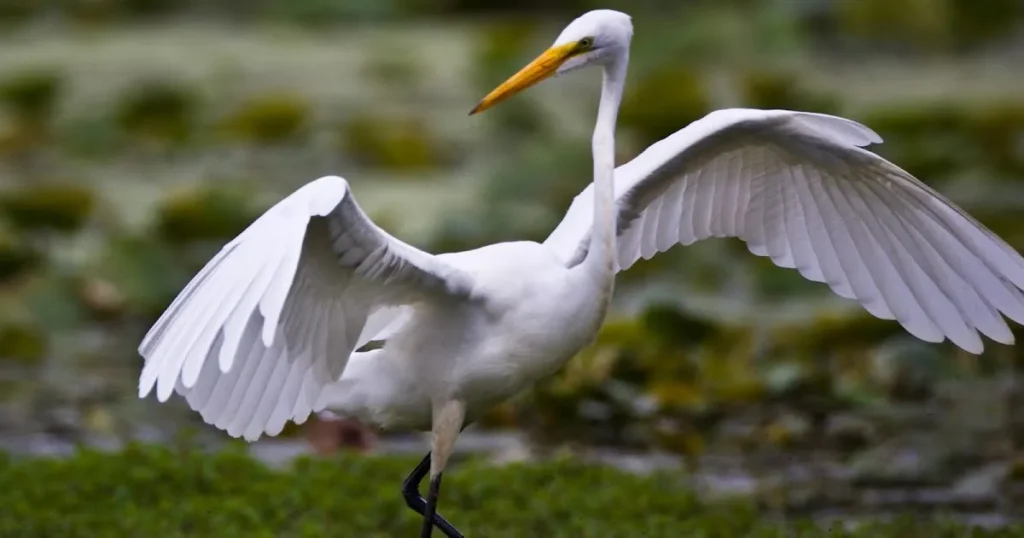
[
  {"xmin": 326, "ymin": 239, "xmax": 609, "ymax": 431},
  {"xmin": 137, "ymin": 9, "xmax": 1024, "ymax": 537}
]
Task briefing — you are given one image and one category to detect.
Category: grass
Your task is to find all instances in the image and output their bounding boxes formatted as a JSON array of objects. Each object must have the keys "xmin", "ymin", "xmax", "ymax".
[{"xmin": 0, "ymin": 444, "xmax": 1020, "ymax": 537}]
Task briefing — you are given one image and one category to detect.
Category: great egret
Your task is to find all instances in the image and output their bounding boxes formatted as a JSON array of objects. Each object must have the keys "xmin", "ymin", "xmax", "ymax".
[{"xmin": 138, "ymin": 8, "xmax": 1024, "ymax": 538}]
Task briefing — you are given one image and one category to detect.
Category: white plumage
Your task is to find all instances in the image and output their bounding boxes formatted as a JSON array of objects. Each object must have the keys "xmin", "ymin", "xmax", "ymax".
[
  {"xmin": 136, "ymin": 5, "xmax": 1024, "ymax": 516},
  {"xmin": 137, "ymin": 10, "xmax": 1024, "ymax": 534},
  {"xmin": 138, "ymin": 177, "xmax": 473, "ymax": 439},
  {"xmin": 140, "ymin": 106, "xmax": 1024, "ymax": 441},
  {"xmin": 546, "ymin": 108, "xmax": 1024, "ymax": 352}
]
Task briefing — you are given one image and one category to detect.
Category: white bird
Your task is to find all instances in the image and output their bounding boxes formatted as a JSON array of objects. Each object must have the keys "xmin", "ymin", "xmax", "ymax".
[{"xmin": 138, "ymin": 9, "xmax": 1024, "ymax": 538}]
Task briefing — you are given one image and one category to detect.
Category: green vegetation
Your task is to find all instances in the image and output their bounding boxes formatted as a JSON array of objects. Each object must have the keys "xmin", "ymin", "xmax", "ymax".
[
  {"xmin": 0, "ymin": 1, "xmax": 1022, "ymax": 530},
  {"xmin": 340, "ymin": 113, "xmax": 451, "ymax": 172},
  {"xmin": 114, "ymin": 80, "xmax": 200, "ymax": 148},
  {"xmin": 153, "ymin": 183, "xmax": 265, "ymax": 245},
  {"xmin": 738, "ymin": 70, "xmax": 839, "ymax": 115},
  {"xmin": 618, "ymin": 66, "xmax": 709, "ymax": 149},
  {"xmin": 0, "ymin": 444, "xmax": 1019, "ymax": 538},
  {"xmin": 0, "ymin": 183, "xmax": 95, "ymax": 234},
  {"xmin": 0, "ymin": 68, "xmax": 63, "ymax": 154},
  {"xmin": 0, "ymin": 69, "xmax": 62, "ymax": 125},
  {"xmin": 0, "ymin": 321, "xmax": 46, "ymax": 365},
  {"xmin": 220, "ymin": 94, "xmax": 310, "ymax": 145},
  {"xmin": 0, "ymin": 226, "xmax": 41, "ymax": 282},
  {"xmin": 836, "ymin": 0, "xmax": 1024, "ymax": 50}
]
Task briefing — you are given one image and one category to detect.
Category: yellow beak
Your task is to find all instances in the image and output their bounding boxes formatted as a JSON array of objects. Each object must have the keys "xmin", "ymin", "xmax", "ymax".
[{"xmin": 470, "ymin": 42, "xmax": 579, "ymax": 115}]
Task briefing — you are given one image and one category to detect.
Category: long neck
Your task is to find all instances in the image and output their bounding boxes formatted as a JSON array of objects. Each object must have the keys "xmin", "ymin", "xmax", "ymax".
[{"xmin": 582, "ymin": 51, "xmax": 628, "ymax": 283}]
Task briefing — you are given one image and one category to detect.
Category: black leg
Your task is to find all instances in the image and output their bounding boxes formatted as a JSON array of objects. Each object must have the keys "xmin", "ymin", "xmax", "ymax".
[
  {"xmin": 402, "ymin": 452, "xmax": 464, "ymax": 538},
  {"xmin": 419, "ymin": 473, "xmax": 443, "ymax": 538}
]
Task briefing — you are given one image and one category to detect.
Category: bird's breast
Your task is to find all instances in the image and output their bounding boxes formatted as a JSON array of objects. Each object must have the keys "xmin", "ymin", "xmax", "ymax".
[{"xmin": 452, "ymin": 275, "xmax": 606, "ymax": 407}]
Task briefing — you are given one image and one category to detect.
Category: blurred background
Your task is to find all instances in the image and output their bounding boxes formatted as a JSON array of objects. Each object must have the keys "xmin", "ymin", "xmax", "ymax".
[{"xmin": 1, "ymin": 0, "xmax": 1023, "ymax": 527}]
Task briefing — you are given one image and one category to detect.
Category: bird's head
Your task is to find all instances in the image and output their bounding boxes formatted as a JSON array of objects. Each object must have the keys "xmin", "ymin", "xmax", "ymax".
[{"xmin": 470, "ymin": 9, "xmax": 633, "ymax": 115}]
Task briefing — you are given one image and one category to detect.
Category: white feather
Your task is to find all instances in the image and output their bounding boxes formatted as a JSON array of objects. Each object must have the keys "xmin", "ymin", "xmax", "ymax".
[{"xmin": 546, "ymin": 108, "xmax": 1024, "ymax": 353}]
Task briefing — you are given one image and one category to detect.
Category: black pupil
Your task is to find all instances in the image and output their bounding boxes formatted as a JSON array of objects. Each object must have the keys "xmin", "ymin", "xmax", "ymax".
[{"xmin": 581, "ymin": 38, "xmax": 592, "ymax": 47}]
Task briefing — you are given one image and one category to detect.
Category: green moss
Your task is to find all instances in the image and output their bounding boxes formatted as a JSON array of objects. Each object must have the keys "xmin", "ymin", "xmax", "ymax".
[
  {"xmin": 619, "ymin": 67, "xmax": 710, "ymax": 148},
  {"xmin": 97, "ymin": 234, "xmax": 192, "ymax": 319},
  {"xmin": 340, "ymin": 113, "xmax": 448, "ymax": 172},
  {"xmin": 58, "ymin": 113, "xmax": 120, "ymax": 159},
  {"xmin": 773, "ymin": 310, "xmax": 904, "ymax": 356},
  {"xmin": 259, "ymin": 0, "xmax": 398, "ymax": 26},
  {"xmin": 1010, "ymin": 455, "xmax": 1024, "ymax": 481},
  {"xmin": 153, "ymin": 184, "xmax": 264, "ymax": 245},
  {"xmin": 739, "ymin": 70, "xmax": 839, "ymax": 114},
  {"xmin": 0, "ymin": 0, "xmax": 41, "ymax": 24},
  {"xmin": 0, "ymin": 321, "xmax": 46, "ymax": 365},
  {"xmin": 947, "ymin": 0, "xmax": 1024, "ymax": 49},
  {"xmin": 0, "ymin": 445, "xmax": 1015, "ymax": 537},
  {"xmin": 964, "ymin": 101, "xmax": 1024, "ymax": 177},
  {"xmin": 0, "ymin": 68, "xmax": 62, "ymax": 124},
  {"xmin": 470, "ymin": 21, "xmax": 548, "ymax": 140},
  {"xmin": 114, "ymin": 80, "xmax": 199, "ymax": 147},
  {"xmin": 64, "ymin": 0, "xmax": 121, "ymax": 25},
  {"xmin": 362, "ymin": 45, "xmax": 421, "ymax": 89},
  {"xmin": 472, "ymin": 19, "xmax": 538, "ymax": 93},
  {"xmin": 970, "ymin": 210, "xmax": 1024, "ymax": 251},
  {"xmin": 837, "ymin": 0, "xmax": 952, "ymax": 50},
  {"xmin": 0, "ymin": 68, "xmax": 63, "ymax": 153},
  {"xmin": 117, "ymin": 0, "xmax": 178, "ymax": 18},
  {"xmin": 641, "ymin": 303, "xmax": 718, "ymax": 348},
  {"xmin": 0, "ymin": 183, "xmax": 95, "ymax": 233},
  {"xmin": 857, "ymin": 100, "xmax": 1024, "ymax": 181},
  {"xmin": 0, "ymin": 227, "xmax": 40, "ymax": 282},
  {"xmin": 22, "ymin": 270, "xmax": 87, "ymax": 331},
  {"xmin": 220, "ymin": 93, "xmax": 310, "ymax": 145},
  {"xmin": 856, "ymin": 104, "xmax": 975, "ymax": 182}
]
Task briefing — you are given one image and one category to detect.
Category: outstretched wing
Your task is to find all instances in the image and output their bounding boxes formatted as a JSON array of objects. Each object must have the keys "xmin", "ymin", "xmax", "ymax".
[
  {"xmin": 138, "ymin": 175, "xmax": 474, "ymax": 440},
  {"xmin": 545, "ymin": 108, "xmax": 1024, "ymax": 353}
]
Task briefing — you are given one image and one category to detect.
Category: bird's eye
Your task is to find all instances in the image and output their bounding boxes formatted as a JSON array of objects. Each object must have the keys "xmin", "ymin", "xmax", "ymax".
[{"xmin": 578, "ymin": 37, "xmax": 595, "ymax": 49}]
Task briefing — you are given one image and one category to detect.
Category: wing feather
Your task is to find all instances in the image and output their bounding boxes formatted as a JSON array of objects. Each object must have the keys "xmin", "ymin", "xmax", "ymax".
[
  {"xmin": 140, "ymin": 175, "xmax": 474, "ymax": 440},
  {"xmin": 545, "ymin": 108, "xmax": 1024, "ymax": 353}
]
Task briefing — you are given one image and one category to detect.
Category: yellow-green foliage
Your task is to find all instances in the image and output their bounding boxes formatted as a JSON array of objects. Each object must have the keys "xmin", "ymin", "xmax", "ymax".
[
  {"xmin": 857, "ymin": 103, "xmax": 973, "ymax": 181},
  {"xmin": 0, "ymin": 68, "xmax": 63, "ymax": 153},
  {"xmin": 0, "ymin": 321, "xmax": 46, "ymax": 365},
  {"xmin": 220, "ymin": 93, "xmax": 309, "ymax": 144},
  {"xmin": 858, "ymin": 100, "xmax": 1024, "ymax": 182},
  {"xmin": 470, "ymin": 20, "xmax": 548, "ymax": 140},
  {"xmin": 341, "ymin": 113, "xmax": 447, "ymax": 172},
  {"xmin": 965, "ymin": 101, "xmax": 1024, "ymax": 177},
  {"xmin": 837, "ymin": 0, "xmax": 952, "ymax": 50},
  {"xmin": 362, "ymin": 45, "xmax": 421, "ymax": 89},
  {"xmin": 739, "ymin": 70, "xmax": 838, "ymax": 114},
  {"xmin": 0, "ymin": 444, "xmax": 1012, "ymax": 538},
  {"xmin": 836, "ymin": 0, "xmax": 1023, "ymax": 50},
  {"xmin": 948, "ymin": 0, "xmax": 1024, "ymax": 48},
  {"xmin": 524, "ymin": 308, "xmax": 763, "ymax": 456},
  {"xmin": 619, "ymin": 67, "xmax": 709, "ymax": 149},
  {"xmin": 0, "ymin": 0, "xmax": 38, "ymax": 23},
  {"xmin": 64, "ymin": 0, "xmax": 119, "ymax": 25},
  {"xmin": 0, "ymin": 183, "xmax": 95, "ymax": 233},
  {"xmin": 472, "ymin": 19, "xmax": 538, "ymax": 92},
  {"xmin": 969, "ymin": 211, "xmax": 1024, "ymax": 252},
  {"xmin": 95, "ymin": 235, "xmax": 191, "ymax": 318},
  {"xmin": 153, "ymin": 184, "xmax": 264, "ymax": 245},
  {"xmin": 0, "ymin": 226, "xmax": 40, "ymax": 281},
  {"xmin": 114, "ymin": 80, "xmax": 199, "ymax": 146},
  {"xmin": 0, "ymin": 68, "xmax": 62, "ymax": 124},
  {"xmin": 116, "ymin": 0, "xmax": 178, "ymax": 18}
]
